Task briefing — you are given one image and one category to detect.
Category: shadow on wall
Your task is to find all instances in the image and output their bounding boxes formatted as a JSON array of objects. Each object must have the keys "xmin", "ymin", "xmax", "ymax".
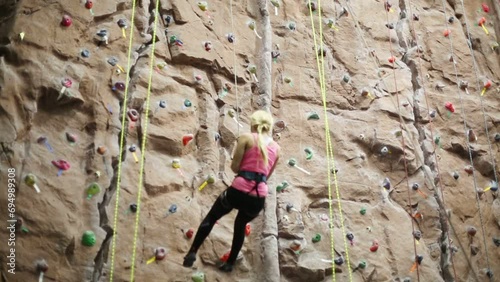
[{"xmin": 0, "ymin": 0, "xmax": 20, "ymax": 44}]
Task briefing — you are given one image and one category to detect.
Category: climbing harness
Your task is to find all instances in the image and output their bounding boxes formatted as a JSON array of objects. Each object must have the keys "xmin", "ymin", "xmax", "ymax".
[{"xmin": 237, "ymin": 171, "xmax": 267, "ymax": 199}]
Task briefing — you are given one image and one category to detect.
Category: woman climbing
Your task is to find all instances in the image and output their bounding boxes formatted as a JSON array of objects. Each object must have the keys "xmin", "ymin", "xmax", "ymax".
[{"xmin": 183, "ymin": 110, "xmax": 280, "ymax": 272}]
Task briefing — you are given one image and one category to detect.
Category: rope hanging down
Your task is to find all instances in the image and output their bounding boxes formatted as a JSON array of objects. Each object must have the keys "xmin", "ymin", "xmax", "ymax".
[
  {"xmin": 229, "ymin": 0, "xmax": 240, "ymax": 136},
  {"xmin": 307, "ymin": 0, "xmax": 353, "ymax": 281},
  {"xmin": 405, "ymin": 0, "xmax": 459, "ymax": 280},
  {"xmin": 438, "ymin": 0, "xmax": 492, "ymax": 277},
  {"xmin": 128, "ymin": 0, "xmax": 161, "ymax": 280},
  {"xmin": 382, "ymin": 5, "xmax": 420, "ymax": 281},
  {"xmin": 108, "ymin": 0, "xmax": 139, "ymax": 279}
]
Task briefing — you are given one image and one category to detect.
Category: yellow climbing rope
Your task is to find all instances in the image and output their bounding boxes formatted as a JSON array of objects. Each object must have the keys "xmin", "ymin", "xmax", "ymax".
[
  {"xmin": 128, "ymin": 0, "xmax": 162, "ymax": 280},
  {"xmin": 307, "ymin": 0, "xmax": 353, "ymax": 280},
  {"xmin": 108, "ymin": 0, "xmax": 139, "ymax": 279}
]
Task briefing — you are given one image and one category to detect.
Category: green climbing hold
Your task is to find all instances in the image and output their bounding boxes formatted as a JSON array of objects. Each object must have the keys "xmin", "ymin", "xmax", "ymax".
[
  {"xmin": 312, "ymin": 233, "xmax": 321, "ymax": 243},
  {"xmin": 86, "ymin": 182, "xmax": 101, "ymax": 200},
  {"xmin": 358, "ymin": 260, "xmax": 367, "ymax": 269},
  {"xmin": 307, "ymin": 112, "xmax": 320, "ymax": 120},
  {"xmin": 82, "ymin": 230, "xmax": 96, "ymax": 247},
  {"xmin": 434, "ymin": 136, "xmax": 440, "ymax": 144},
  {"xmin": 207, "ymin": 174, "xmax": 215, "ymax": 184},
  {"xmin": 184, "ymin": 99, "xmax": 192, "ymax": 107},
  {"xmin": 288, "ymin": 158, "xmax": 297, "ymax": 166},
  {"xmin": 191, "ymin": 272, "xmax": 205, "ymax": 282},
  {"xmin": 360, "ymin": 207, "xmax": 367, "ymax": 215},
  {"xmin": 304, "ymin": 147, "xmax": 314, "ymax": 160},
  {"xmin": 24, "ymin": 174, "xmax": 36, "ymax": 186},
  {"xmin": 276, "ymin": 181, "xmax": 289, "ymax": 192},
  {"xmin": 169, "ymin": 35, "xmax": 177, "ymax": 44}
]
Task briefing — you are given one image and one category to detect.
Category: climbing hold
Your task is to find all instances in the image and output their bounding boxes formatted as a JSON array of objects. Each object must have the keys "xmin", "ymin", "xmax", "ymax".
[
  {"xmin": 307, "ymin": 112, "xmax": 320, "ymax": 120},
  {"xmin": 197, "ymin": 1, "xmax": 208, "ymax": 11},
  {"xmin": 448, "ymin": 16, "xmax": 454, "ymax": 24},
  {"xmin": 127, "ymin": 109, "xmax": 139, "ymax": 122},
  {"xmin": 96, "ymin": 29, "xmax": 109, "ymax": 46},
  {"xmin": 288, "ymin": 158, "xmax": 311, "ymax": 175},
  {"xmin": 385, "ymin": 23, "xmax": 394, "ymax": 29},
  {"xmin": 360, "ymin": 88, "xmax": 374, "ymax": 99},
  {"xmin": 484, "ymin": 180, "xmax": 499, "ymax": 192},
  {"xmin": 290, "ymin": 240, "xmax": 302, "ymax": 252},
  {"xmin": 59, "ymin": 78, "xmax": 72, "ymax": 98},
  {"xmin": 24, "ymin": 174, "xmax": 40, "ymax": 193},
  {"xmin": 410, "ymin": 255, "xmax": 423, "ymax": 272},
  {"xmin": 285, "ymin": 203, "xmax": 294, "ymax": 212},
  {"xmin": 271, "ymin": 50, "xmax": 280, "ymax": 61},
  {"xmin": 288, "ymin": 21, "xmax": 296, "ymax": 31},
  {"xmin": 334, "ymin": 257, "xmax": 344, "ymax": 265},
  {"xmin": 245, "ymin": 223, "xmax": 251, "ymax": 236},
  {"xmin": 370, "ymin": 240, "xmax": 379, "ymax": 252},
  {"xmin": 117, "ymin": 19, "xmax": 127, "ymax": 38},
  {"xmin": 97, "ymin": 146, "xmax": 107, "ymax": 155},
  {"xmin": 346, "ymin": 232, "xmax": 354, "ymax": 245},
  {"xmin": 388, "ymin": 56, "xmax": 396, "ymax": 63},
  {"xmin": 342, "ymin": 74, "xmax": 350, "ymax": 83},
  {"xmin": 444, "ymin": 102, "xmax": 455, "ymax": 113},
  {"xmin": 429, "ymin": 110, "xmax": 436, "ymax": 118},
  {"xmin": 248, "ymin": 21, "xmax": 262, "ymax": 39},
  {"xmin": 82, "ymin": 230, "xmax": 96, "ymax": 246},
  {"xmin": 326, "ymin": 19, "xmax": 339, "ymax": 31},
  {"xmin": 382, "ymin": 177, "xmax": 391, "ymax": 190},
  {"xmin": 107, "ymin": 57, "xmax": 118, "ymax": 67},
  {"xmin": 478, "ymin": 17, "xmax": 489, "ymax": 35},
  {"xmin": 171, "ymin": 159, "xmax": 185, "ymax": 177},
  {"xmin": 270, "ymin": 0, "xmax": 280, "ymax": 15},
  {"xmin": 452, "ymin": 171, "xmax": 459, "ymax": 180},
  {"xmin": 467, "ymin": 129, "xmax": 477, "ymax": 142},
  {"xmin": 61, "ymin": 15, "xmax": 72, "ymax": 27},
  {"xmin": 183, "ymin": 99, "xmax": 192, "ymax": 108},
  {"xmin": 312, "ymin": 233, "xmax": 321, "ymax": 243},
  {"xmin": 191, "ymin": 272, "xmax": 205, "ymax": 282},
  {"xmin": 304, "ymin": 147, "xmax": 314, "ymax": 160},
  {"xmin": 276, "ymin": 181, "xmax": 289, "ymax": 192},
  {"xmin": 81, "ymin": 49, "xmax": 90, "ymax": 58},
  {"xmin": 248, "ymin": 65, "xmax": 258, "ymax": 82},
  {"xmin": 130, "ymin": 203, "xmax": 138, "ymax": 213},
  {"xmin": 85, "ymin": 0, "xmax": 93, "ymax": 9},
  {"xmin": 493, "ymin": 237, "xmax": 500, "ymax": 247},
  {"xmin": 86, "ymin": 182, "xmax": 101, "ymax": 200},
  {"xmin": 227, "ymin": 33, "xmax": 235, "ymax": 43},
  {"xmin": 165, "ymin": 15, "xmax": 172, "ymax": 26},
  {"xmin": 413, "ymin": 14, "xmax": 419, "ymax": 21},
  {"xmin": 381, "ymin": 146, "xmax": 389, "ymax": 156},
  {"xmin": 185, "ymin": 228, "xmax": 194, "ymax": 239},
  {"xmin": 360, "ymin": 207, "xmax": 367, "ymax": 215},
  {"xmin": 403, "ymin": 278, "xmax": 411, "ymax": 282},
  {"xmin": 66, "ymin": 132, "xmax": 77, "ymax": 144},
  {"xmin": 159, "ymin": 100, "xmax": 167, "ymax": 108},
  {"xmin": 307, "ymin": 1, "xmax": 317, "ymax": 11},
  {"xmin": 443, "ymin": 29, "xmax": 451, "ymax": 37},
  {"xmin": 129, "ymin": 145, "xmax": 139, "ymax": 163},
  {"xmin": 204, "ymin": 41, "xmax": 212, "ymax": 52},
  {"xmin": 482, "ymin": 3, "xmax": 490, "ymax": 13},
  {"xmin": 413, "ymin": 230, "xmax": 422, "ymax": 241},
  {"xmin": 228, "ymin": 109, "xmax": 243, "ymax": 127},
  {"xmin": 168, "ymin": 204, "xmax": 178, "ymax": 214},
  {"xmin": 384, "ymin": 1, "xmax": 392, "ymax": 12},
  {"xmin": 412, "ymin": 183, "xmax": 427, "ymax": 198},
  {"xmin": 467, "ymin": 226, "xmax": 477, "ymax": 237},
  {"xmin": 493, "ymin": 133, "xmax": 500, "ymax": 142},
  {"xmin": 486, "ymin": 269, "xmax": 493, "ymax": 279},
  {"xmin": 358, "ymin": 260, "xmax": 367, "ymax": 269},
  {"xmin": 52, "ymin": 160, "xmax": 70, "ymax": 176},
  {"xmin": 481, "ymin": 80, "xmax": 492, "ymax": 96},
  {"xmin": 146, "ymin": 247, "xmax": 167, "ymax": 264},
  {"xmin": 464, "ymin": 165, "xmax": 474, "ymax": 176},
  {"xmin": 36, "ymin": 259, "xmax": 49, "ymax": 282},
  {"xmin": 198, "ymin": 174, "xmax": 215, "ymax": 191}
]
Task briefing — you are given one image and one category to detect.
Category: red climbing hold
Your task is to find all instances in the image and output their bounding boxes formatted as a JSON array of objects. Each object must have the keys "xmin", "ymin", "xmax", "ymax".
[
  {"xmin": 221, "ymin": 251, "xmax": 230, "ymax": 262},
  {"xmin": 155, "ymin": 247, "xmax": 167, "ymax": 260},
  {"xmin": 370, "ymin": 240, "xmax": 379, "ymax": 252},
  {"xmin": 482, "ymin": 3, "xmax": 490, "ymax": 13},
  {"xmin": 61, "ymin": 15, "xmax": 72, "ymax": 27},
  {"xmin": 388, "ymin": 56, "xmax": 396, "ymax": 63},
  {"xmin": 185, "ymin": 228, "xmax": 194, "ymax": 239},
  {"xmin": 52, "ymin": 160, "xmax": 70, "ymax": 171},
  {"xmin": 443, "ymin": 29, "xmax": 451, "ymax": 37},
  {"xmin": 127, "ymin": 109, "xmax": 139, "ymax": 122},
  {"xmin": 204, "ymin": 42, "xmax": 212, "ymax": 52},
  {"xmin": 182, "ymin": 134, "xmax": 194, "ymax": 146},
  {"xmin": 484, "ymin": 80, "xmax": 492, "ymax": 89},
  {"xmin": 245, "ymin": 223, "xmax": 251, "ymax": 236},
  {"xmin": 85, "ymin": 0, "xmax": 93, "ymax": 9},
  {"xmin": 444, "ymin": 102, "xmax": 455, "ymax": 113}
]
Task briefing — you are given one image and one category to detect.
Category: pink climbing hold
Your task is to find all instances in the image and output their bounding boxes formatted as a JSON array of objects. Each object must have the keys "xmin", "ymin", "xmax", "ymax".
[
  {"xmin": 52, "ymin": 160, "xmax": 70, "ymax": 171},
  {"xmin": 127, "ymin": 109, "xmax": 139, "ymax": 122},
  {"xmin": 61, "ymin": 15, "xmax": 72, "ymax": 27},
  {"xmin": 62, "ymin": 78, "xmax": 72, "ymax": 88}
]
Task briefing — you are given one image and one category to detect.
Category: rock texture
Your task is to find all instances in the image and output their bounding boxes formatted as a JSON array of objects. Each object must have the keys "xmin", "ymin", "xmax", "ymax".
[{"xmin": 0, "ymin": 0, "xmax": 499, "ymax": 281}]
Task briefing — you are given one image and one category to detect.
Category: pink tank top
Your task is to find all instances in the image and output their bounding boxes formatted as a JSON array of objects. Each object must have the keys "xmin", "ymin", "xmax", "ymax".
[{"xmin": 231, "ymin": 133, "xmax": 279, "ymax": 197}]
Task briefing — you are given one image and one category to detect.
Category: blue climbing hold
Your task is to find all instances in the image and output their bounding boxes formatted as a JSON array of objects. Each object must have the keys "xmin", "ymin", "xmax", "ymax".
[{"xmin": 81, "ymin": 49, "xmax": 90, "ymax": 58}]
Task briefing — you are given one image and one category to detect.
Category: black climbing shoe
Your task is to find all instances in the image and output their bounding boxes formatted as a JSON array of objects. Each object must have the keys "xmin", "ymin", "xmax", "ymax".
[
  {"xmin": 219, "ymin": 263, "xmax": 234, "ymax": 272},
  {"xmin": 183, "ymin": 252, "xmax": 196, "ymax": 267}
]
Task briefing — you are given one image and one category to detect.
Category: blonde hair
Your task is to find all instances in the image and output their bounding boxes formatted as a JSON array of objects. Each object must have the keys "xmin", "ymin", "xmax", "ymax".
[{"xmin": 250, "ymin": 110, "xmax": 274, "ymax": 166}]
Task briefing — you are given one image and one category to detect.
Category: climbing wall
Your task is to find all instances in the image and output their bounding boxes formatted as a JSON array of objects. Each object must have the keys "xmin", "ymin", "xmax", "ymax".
[{"xmin": 0, "ymin": 0, "xmax": 499, "ymax": 281}]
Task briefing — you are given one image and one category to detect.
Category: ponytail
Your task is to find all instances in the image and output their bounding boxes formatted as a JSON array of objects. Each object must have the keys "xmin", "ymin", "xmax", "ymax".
[{"xmin": 257, "ymin": 124, "xmax": 269, "ymax": 166}]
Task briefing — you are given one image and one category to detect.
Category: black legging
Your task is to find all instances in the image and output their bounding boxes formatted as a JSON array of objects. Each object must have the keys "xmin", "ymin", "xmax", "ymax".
[{"xmin": 188, "ymin": 187, "xmax": 266, "ymax": 265}]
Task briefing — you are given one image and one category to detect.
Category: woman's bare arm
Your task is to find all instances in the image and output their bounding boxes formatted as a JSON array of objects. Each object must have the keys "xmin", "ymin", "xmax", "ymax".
[{"xmin": 230, "ymin": 134, "xmax": 250, "ymax": 173}]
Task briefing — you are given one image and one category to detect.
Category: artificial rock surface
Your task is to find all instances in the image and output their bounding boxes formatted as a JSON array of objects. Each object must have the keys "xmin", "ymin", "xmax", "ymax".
[{"xmin": 0, "ymin": 0, "xmax": 499, "ymax": 281}]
